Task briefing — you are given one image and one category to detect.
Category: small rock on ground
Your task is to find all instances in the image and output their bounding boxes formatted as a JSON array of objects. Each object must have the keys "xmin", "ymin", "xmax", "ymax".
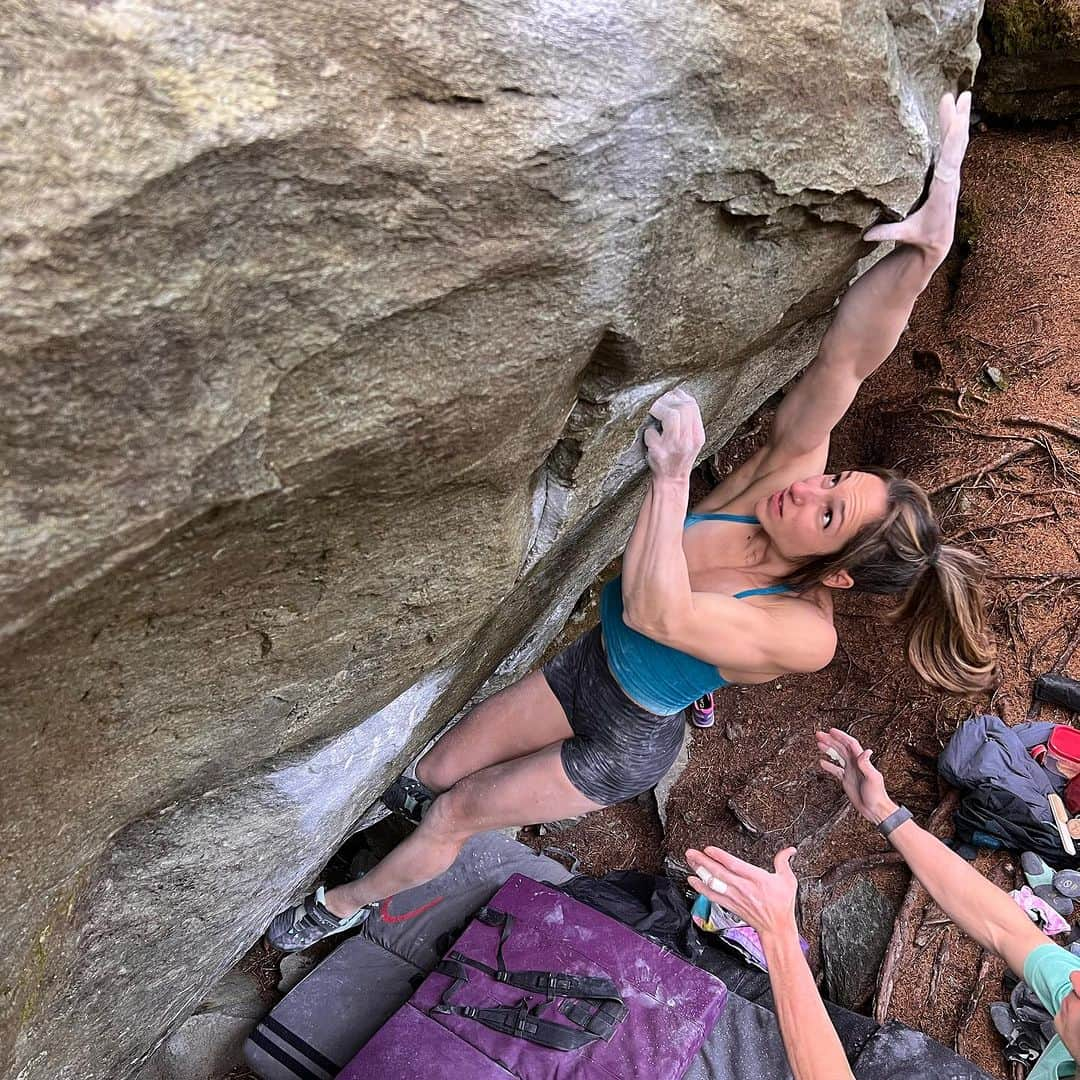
[{"xmin": 821, "ymin": 877, "xmax": 897, "ymax": 1011}]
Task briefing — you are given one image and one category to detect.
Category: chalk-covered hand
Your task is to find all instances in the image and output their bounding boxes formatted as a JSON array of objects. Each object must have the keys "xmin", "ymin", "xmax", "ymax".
[
  {"xmin": 685, "ymin": 845, "xmax": 799, "ymax": 936},
  {"xmin": 816, "ymin": 728, "xmax": 898, "ymax": 826},
  {"xmin": 645, "ymin": 388, "xmax": 705, "ymax": 481},
  {"xmin": 864, "ymin": 90, "xmax": 971, "ymax": 259}
]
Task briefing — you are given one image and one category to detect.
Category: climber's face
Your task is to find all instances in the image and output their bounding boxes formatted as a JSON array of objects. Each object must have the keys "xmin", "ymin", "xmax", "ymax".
[{"xmin": 755, "ymin": 470, "xmax": 890, "ymax": 563}]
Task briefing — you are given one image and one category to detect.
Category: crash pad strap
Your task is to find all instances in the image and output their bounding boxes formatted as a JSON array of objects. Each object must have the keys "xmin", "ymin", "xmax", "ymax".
[
  {"xmin": 559, "ymin": 996, "xmax": 629, "ymax": 1040},
  {"xmin": 444, "ymin": 953, "xmax": 622, "ymax": 1002},
  {"xmin": 432, "ymin": 1000, "xmax": 602, "ymax": 1051}
]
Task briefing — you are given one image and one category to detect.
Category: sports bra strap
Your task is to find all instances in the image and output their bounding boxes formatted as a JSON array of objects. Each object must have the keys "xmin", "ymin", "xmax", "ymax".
[
  {"xmin": 732, "ymin": 584, "xmax": 792, "ymax": 599},
  {"xmin": 685, "ymin": 512, "xmax": 760, "ymax": 525}
]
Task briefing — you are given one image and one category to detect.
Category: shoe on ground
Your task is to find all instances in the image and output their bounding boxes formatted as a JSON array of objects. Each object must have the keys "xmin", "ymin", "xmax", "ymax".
[
  {"xmin": 989, "ymin": 1001, "xmax": 1017, "ymax": 1040},
  {"xmin": 267, "ymin": 886, "xmax": 374, "ymax": 953},
  {"xmin": 690, "ymin": 693, "xmax": 715, "ymax": 729},
  {"xmin": 381, "ymin": 774, "xmax": 435, "ymax": 825},
  {"xmin": 1034, "ymin": 884, "xmax": 1075, "ymax": 917},
  {"xmin": 1021, "ymin": 851, "xmax": 1057, "ymax": 890},
  {"xmin": 1054, "ymin": 869, "xmax": 1080, "ymax": 899}
]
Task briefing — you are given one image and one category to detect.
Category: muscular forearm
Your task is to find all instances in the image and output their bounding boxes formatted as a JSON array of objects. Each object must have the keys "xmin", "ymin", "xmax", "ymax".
[
  {"xmin": 621, "ymin": 473, "xmax": 692, "ymax": 632},
  {"xmin": 817, "ymin": 244, "xmax": 941, "ymax": 379},
  {"xmin": 760, "ymin": 924, "xmax": 855, "ymax": 1080},
  {"xmin": 874, "ymin": 802, "xmax": 1048, "ymax": 976},
  {"xmin": 769, "ymin": 244, "xmax": 945, "ymax": 457}
]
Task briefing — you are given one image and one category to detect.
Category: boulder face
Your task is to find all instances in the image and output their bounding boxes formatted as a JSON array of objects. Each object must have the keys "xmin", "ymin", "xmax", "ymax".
[{"xmin": 0, "ymin": 2, "xmax": 979, "ymax": 1076}]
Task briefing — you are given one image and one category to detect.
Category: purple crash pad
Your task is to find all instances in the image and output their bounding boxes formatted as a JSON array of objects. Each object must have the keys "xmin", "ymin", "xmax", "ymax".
[{"xmin": 340, "ymin": 873, "xmax": 727, "ymax": 1079}]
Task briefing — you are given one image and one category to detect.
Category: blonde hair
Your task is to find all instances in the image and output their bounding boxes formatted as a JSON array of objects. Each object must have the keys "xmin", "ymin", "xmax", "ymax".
[{"xmin": 782, "ymin": 468, "xmax": 996, "ymax": 695}]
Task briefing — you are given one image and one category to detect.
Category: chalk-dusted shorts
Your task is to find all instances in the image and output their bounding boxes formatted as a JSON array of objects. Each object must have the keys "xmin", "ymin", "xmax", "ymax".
[{"xmin": 542, "ymin": 626, "xmax": 685, "ymax": 805}]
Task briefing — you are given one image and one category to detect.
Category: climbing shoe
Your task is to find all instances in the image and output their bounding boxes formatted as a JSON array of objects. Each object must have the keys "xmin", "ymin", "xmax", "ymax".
[
  {"xmin": 1021, "ymin": 851, "xmax": 1057, "ymax": 890},
  {"xmin": 1033, "ymin": 884, "xmax": 1075, "ymax": 917},
  {"xmin": 1054, "ymin": 869, "xmax": 1080, "ymax": 899},
  {"xmin": 989, "ymin": 1001, "xmax": 1043, "ymax": 1067},
  {"xmin": 381, "ymin": 774, "xmax": 435, "ymax": 825},
  {"xmin": 690, "ymin": 692, "xmax": 715, "ymax": 729},
  {"xmin": 266, "ymin": 886, "xmax": 374, "ymax": 953},
  {"xmin": 1021, "ymin": 853, "xmax": 1080, "ymax": 911}
]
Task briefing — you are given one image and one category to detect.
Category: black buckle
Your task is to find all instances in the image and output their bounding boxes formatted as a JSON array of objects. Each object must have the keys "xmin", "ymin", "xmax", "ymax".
[{"xmin": 494, "ymin": 971, "xmax": 510, "ymax": 982}]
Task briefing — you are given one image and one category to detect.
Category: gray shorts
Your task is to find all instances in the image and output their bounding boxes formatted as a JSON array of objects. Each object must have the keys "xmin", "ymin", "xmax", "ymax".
[{"xmin": 542, "ymin": 626, "xmax": 686, "ymax": 805}]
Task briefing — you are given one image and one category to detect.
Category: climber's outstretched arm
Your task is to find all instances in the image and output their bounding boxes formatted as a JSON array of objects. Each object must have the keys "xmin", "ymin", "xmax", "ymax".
[{"xmin": 765, "ymin": 91, "xmax": 971, "ymax": 464}]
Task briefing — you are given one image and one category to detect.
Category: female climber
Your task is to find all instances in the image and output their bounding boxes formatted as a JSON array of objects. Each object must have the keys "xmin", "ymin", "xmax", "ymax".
[{"xmin": 268, "ymin": 91, "xmax": 994, "ymax": 952}]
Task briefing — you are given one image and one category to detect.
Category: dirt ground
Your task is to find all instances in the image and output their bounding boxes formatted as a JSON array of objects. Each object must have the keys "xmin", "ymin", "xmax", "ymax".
[{"xmin": 521, "ymin": 126, "xmax": 1080, "ymax": 1077}]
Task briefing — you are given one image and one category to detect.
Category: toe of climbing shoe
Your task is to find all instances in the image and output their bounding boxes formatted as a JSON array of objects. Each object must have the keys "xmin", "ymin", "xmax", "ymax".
[
  {"xmin": 1054, "ymin": 869, "xmax": 1080, "ymax": 899},
  {"xmin": 266, "ymin": 886, "xmax": 373, "ymax": 953},
  {"xmin": 988, "ymin": 1001, "xmax": 1017, "ymax": 1040},
  {"xmin": 1021, "ymin": 851, "xmax": 1057, "ymax": 890}
]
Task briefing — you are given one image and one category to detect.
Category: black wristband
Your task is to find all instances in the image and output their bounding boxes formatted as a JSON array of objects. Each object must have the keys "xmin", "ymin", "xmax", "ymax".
[{"xmin": 877, "ymin": 806, "xmax": 913, "ymax": 839}]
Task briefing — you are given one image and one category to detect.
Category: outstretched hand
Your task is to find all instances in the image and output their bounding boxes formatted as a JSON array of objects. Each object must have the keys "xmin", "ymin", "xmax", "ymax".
[
  {"xmin": 685, "ymin": 845, "xmax": 799, "ymax": 936},
  {"xmin": 815, "ymin": 728, "xmax": 896, "ymax": 825},
  {"xmin": 864, "ymin": 91, "xmax": 971, "ymax": 257},
  {"xmin": 645, "ymin": 388, "xmax": 705, "ymax": 481}
]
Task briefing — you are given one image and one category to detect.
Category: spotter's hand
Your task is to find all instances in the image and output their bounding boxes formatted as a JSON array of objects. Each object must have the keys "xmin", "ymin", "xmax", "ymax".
[
  {"xmin": 685, "ymin": 845, "xmax": 799, "ymax": 936},
  {"xmin": 815, "ymin": 728, "xmax": 895, "ymax": 825},
  {"xmin": 645, "ymin": 388, "xmax": 705, "ymax": 481}
]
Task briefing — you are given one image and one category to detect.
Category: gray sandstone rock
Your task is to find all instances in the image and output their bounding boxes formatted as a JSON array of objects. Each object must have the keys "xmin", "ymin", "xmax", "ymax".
[
  {"xmin": 138, "ymin": 971, "xmax": 265, "ymax": 1080},
  {"xmin": 276, "ymin": 953, "xmax": 320, "ymax": 996},
  {"xmin": 0, "ymin": 1, "xmax": 979, "ymax": 1076},
  {"xmin": 655, "ymin": 725, "xmax": 693, "ymax": 833},
  {"xmin": 821, "ymin": 877, "xmax": 898, "ymax": 1010}
]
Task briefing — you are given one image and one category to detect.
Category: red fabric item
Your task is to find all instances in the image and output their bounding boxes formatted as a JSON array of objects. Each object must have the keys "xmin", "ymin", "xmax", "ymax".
[
  {"xmin": 1050, "ymin": 725, "xmax": 1080, "ymax": 763},
  {"xmin": 1066, "ymin": 774, "xmax": 1080, "ymax": 816},
  {"xmin": 1049, "ymin": 726, "xmax": 1080, "ymax": 779}
]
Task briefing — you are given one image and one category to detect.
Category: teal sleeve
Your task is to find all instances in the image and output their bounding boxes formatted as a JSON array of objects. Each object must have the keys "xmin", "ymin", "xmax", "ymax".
[{"xmin": 1025, "ymin": 943, "xmax": 1080, "ymax": 1016}]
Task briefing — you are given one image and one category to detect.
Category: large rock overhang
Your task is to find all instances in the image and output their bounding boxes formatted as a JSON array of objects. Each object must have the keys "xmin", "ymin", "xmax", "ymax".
[{"xmin": 0, "ymin": 2, "xmax": 980, "ymax": 1076}]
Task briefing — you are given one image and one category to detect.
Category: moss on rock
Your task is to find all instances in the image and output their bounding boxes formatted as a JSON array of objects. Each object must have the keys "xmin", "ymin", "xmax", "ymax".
[{"xmin": 983, "ymin": 0, "xmax": 1080, "ymax": 56}]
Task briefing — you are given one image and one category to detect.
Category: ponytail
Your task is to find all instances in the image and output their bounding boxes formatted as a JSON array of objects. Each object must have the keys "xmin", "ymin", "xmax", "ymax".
[
  {"xmin": 892, "ymin": 544, "xmax": 996, "ymax": 695},
  {"xmin": 782, "ymin": 468, "xmax": 996, "ymax": 695}
]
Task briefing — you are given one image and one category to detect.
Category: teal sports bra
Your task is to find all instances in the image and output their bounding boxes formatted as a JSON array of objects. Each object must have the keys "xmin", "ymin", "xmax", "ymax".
[{"xmin": 600, "ymin": 512, "xmax": 791, "ymax": 714}]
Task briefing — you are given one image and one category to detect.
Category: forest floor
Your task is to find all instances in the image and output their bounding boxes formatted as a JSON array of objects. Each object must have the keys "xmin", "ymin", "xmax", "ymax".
[{"xmin": 520, "ymin": 125, "xmax": 1080, "ymax": 1078}]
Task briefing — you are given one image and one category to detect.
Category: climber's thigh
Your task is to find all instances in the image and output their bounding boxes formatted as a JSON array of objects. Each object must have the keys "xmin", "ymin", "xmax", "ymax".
[
  {"xmin": 417, "ymin": 669, "xmax": 574, "ymax": 792},
  {"xmin": 431, "ymin": 742, "xmax": 606, "ymax": 836}
]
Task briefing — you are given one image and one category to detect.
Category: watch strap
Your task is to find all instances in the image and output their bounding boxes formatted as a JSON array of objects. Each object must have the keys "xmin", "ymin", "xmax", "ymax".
[{"xmin": 877, "ymin": 806, "xmax": 913, "ymax": 839}]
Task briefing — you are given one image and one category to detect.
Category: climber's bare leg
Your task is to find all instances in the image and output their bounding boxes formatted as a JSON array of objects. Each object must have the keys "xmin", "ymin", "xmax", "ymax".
[
  {"xmin": 324, "ymin": 742, "xmax": 603, "ymax": 915},
  {"xmin": 414, "ymin": 669, "xmax": 574, "ymax": 793}
]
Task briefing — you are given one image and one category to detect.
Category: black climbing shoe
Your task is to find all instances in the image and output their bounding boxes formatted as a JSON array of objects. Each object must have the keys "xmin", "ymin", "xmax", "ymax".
[
  {"xmin": 381, "ymin": 774, "xmax": 435, "ymax": 825},
  {"xmin": 266, "ymin": 886, "xmax": 374, "ymax": 953},
  {"xmin": 988, "ymin": 1001, "xmax": 1045, "ymax": 1067}
]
